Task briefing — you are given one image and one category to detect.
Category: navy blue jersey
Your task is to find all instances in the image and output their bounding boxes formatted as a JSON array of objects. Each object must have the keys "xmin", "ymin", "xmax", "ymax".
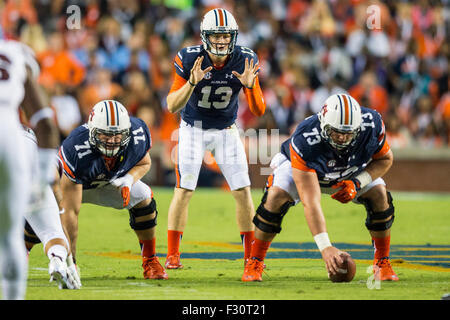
[
  {"xmin": 280, "ymin": 107, "xmax": 388, "ymax": 187},
  {"xmin": 173, "ymin": 45, "xmax": 259, "ymax": 129},
  {"xmin": 58, "ymin": 117, "xmax": 151, "ymax": 189}
]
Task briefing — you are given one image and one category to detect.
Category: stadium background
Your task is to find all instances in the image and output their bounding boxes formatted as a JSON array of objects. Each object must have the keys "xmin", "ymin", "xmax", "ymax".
[{"xmin": 2, "ymin": 0, "xmax": 449, "ymax": 192}]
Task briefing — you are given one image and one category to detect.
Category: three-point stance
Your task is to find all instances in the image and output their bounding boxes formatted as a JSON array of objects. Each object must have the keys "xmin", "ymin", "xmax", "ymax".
[
  {"xmin": 165, "ymin": 8, "xmax": 266, "ymax": 269},
  {"xmin": 59, "ymin": 100, "xmax": 168, "ymax": 280},
  {"xmin": 242, "ymin": 94, "xmax": 399, "ymax": 282}
]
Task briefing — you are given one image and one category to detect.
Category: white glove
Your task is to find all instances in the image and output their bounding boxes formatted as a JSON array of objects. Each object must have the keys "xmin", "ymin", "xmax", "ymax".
[
  {"xmin": 110, "ymin": 174, "xmax": 134, "ymax": 207},
  {"xmin": 66, "ymin": 254, "xmax": 82, "ymax": 289}
]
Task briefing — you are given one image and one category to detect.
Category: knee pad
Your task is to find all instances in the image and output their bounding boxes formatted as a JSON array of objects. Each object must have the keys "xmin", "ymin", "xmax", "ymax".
[
  {"xmin": 253, "ymin": 191, "xmax": 294, "ymax": 234},
  {"xmin": 363, "ymin": 191, "xmax": 395, "ymax": 231},
  {"xmin": 128, "ymin": 198, "xmax": 157, "ymax": 230},
  {"xmin": 24, "ymin": 220, "xmax": 41, "ymax": 244}
]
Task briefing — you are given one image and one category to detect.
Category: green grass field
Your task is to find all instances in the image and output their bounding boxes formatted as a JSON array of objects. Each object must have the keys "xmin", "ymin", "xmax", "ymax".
[{"xmin": 26, "ymin": 188, "xmax": 450, "ymax": 301}]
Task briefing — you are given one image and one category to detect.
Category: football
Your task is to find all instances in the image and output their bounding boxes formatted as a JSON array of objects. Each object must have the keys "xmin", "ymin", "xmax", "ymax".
[{"xmin": 329, "ymin": 253, "xmax": 356, "ymax": 283}]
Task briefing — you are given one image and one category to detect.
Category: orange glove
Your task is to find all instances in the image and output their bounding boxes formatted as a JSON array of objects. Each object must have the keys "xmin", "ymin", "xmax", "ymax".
[
  {"xmin": 331, "ymin": 179, "xmax": 361, "ymax": 203},
  {"xmin": 121, "ymin": 186, "xmax": 130, "ymax": 207},
  {"xmin": 110, "ymin": 174, "xmax": 134, "ymax": 208}
]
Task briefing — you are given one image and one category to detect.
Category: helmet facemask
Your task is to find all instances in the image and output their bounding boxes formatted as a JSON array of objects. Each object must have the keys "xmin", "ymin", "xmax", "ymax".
[
  {"xmin": 321, "ymin": 125, "xmax": 361, "ymax": 151},
  {"xmin": 201, "ymin": 30, "xmax": 238, "ymax": 56},
  {"xmin": 89, "ymin": 127, "xmax": 130, "ymax": 158}
]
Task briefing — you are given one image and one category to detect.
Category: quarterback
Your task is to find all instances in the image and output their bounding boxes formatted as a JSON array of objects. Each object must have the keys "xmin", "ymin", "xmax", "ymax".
[
  {"xmin": 165, "ymin": 8, "xmax": 266, "ymax": 269},
  {"xmin": 58, "ymin": 100, "xmax": 168, "ymax": 280},
  {"xmin": 242, "ymin": 94, "xmax": 399, "ymax": 282}
]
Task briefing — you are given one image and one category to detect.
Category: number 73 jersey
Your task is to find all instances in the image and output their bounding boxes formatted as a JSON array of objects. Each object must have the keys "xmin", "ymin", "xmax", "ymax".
[
  {"xmin": 58, "ymin": 117, "xmax": 151, "ymax": 189},
  {"xmin": 280, "ymin": 107, "xmax": 390, "ymax": 187}
]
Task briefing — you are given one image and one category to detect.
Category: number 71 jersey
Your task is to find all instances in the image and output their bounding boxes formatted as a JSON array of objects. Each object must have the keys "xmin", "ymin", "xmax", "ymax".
[
  {"xmin": 280, "ymin": 107, "xmax": 390, "ymax": 187},
  {"xmin": 58, "ymin": 117, "xmax": 151, "ymax": 189}
]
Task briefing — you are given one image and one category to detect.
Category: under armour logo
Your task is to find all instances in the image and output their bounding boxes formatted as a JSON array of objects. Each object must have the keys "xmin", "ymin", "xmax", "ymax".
[
  {"xmin": 204, "ymin": 72, "xmax": 212, "ymax": 80},
  {"xmin": 225, "ymin": 73, "xmax": 233, "ymax": 79}
]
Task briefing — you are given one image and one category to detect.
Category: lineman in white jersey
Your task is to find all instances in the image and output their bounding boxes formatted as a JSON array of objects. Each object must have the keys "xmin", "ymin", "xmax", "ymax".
[
  {"xmin": 22, "ymin": 127, "xmax": 81, "ymax": 289},
  {"xmin": 0, "ymin": 37, "xmax": 59, "ymax": 299}
]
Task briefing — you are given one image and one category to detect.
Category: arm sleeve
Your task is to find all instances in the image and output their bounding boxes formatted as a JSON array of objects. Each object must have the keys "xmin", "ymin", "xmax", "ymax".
[{"xmin": 243, "ymin": 76, "xmax": 266, "ymax": 116}]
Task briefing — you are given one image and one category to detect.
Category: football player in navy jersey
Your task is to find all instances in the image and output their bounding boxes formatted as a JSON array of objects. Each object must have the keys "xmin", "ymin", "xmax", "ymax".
[
  {"xmin": 165, "ymin": 8, "xmax": 266, "ymax": 269},
  {"xmin": 242, "ymin": 94, "xmax": 399, "ymax": 282},
  {"xmin": 58, "ymin": 100, "xmax": 168, "ymax": 280}
]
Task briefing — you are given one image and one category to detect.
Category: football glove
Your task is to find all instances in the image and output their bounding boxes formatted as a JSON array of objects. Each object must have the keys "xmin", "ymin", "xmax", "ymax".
[
  {"xmin": 331, "ymin": 179, "xmax": 361, "ymax": 203},
  {"xmin": 110, "ymin": 173, "xmax": 134, "ymax": 207},
  {"xmin": 66, "ymin": 254, "xmax": 82, "ymax": 289}
]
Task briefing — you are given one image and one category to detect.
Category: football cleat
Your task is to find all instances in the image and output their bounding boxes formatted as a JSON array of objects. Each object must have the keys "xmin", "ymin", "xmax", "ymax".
[
  {"xmin": 142, "ymin": 256, "xmax": 168, "ymax": 280},
  {"xmin": 49, "ymin": 255, "xmax": 79, "ymax": 289},
  {"xmin": 373, "ymin": 257, "xmax": 399, "ymax": 281},
  {"xmin": 165, "ymin": 254, "xmax": 184, "ymax": 269},
  {"xmin": 242, "ymin": 258, "xmax": 265, "ymax": 282}
]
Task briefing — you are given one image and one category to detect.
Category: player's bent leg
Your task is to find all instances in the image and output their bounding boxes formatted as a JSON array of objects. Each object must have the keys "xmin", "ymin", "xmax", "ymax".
[
  {"xmin": 129, "ymin": 198, "xmax": 168, "ymax": 280},
  {"xmin": 253, "ymin": 187, "xmax": 295, "ymax": 237},
  {"xmin": 358, "ymin": 185, "xmax": 398, "ymax": 281},
  {"xmin": 166, "ymin": 187, "xmax": 194, "ymax": 269},
  {"xmin": 242, "ymin": 187, "xmax": 295, "ymax": 282}
]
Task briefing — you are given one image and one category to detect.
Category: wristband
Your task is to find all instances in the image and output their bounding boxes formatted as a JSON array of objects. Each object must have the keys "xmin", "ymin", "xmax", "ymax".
[
  {"xmin": 29, "ymin": 107, "xmax": 54, "ymax": 128},
  {"xmin": 188, "ymin": 78, "xmax": 197, "ymax": 87},
  {"xmin": 314, "ymin": 232, "xmax": 332, "ymax": 252},
  {"xmin": 354, "ymin": 171, "xmax": 372, "ymax": 189}
]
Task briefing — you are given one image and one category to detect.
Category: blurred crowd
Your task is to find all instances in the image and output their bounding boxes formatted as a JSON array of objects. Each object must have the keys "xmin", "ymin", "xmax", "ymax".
[{"xmin": 1, "ymin": 0, "xmax": 449, "ymax": 184}]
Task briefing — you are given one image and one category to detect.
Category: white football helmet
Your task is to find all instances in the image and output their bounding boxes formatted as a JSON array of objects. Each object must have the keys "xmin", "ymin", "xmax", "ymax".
[
  {"xmin": 318, "ymin": 94, "xmax": 362, "ymax": 151},
  {"xmin": 200, "ymin": 8, "xmax": 238, "ymax": 56},
  {"xmin": 88, "ymin": 100, "xmax": 131, "ymax": 157}
]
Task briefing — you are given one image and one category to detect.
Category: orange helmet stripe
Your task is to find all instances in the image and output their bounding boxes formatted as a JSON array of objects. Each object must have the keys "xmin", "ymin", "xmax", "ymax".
[
  {"xmin": 342, "ymin": 94, "xmax": 350, "ymax": 125},
  {"xmin": 108, "ymin": 100, "xmax": 116, "ymax": 126},
  {"xmin": 217, "ymin": 9, "xmax": 225, "ymax": 26}
]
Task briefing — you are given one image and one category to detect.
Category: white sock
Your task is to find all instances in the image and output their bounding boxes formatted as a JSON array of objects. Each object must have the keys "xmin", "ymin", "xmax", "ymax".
[{"xmin": 47, "ymin": 244, "xmax": 68, "ymax": 261}]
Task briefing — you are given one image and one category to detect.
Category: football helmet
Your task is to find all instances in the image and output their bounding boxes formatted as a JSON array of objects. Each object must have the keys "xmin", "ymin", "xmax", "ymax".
[
  {"xmin": 200, "ymin": 8, "xmax": 238, "ymax": 56},
  {"xmin": 318, "ymin": 94, "xmax": 362, "ymax": 151},
  {"xmin": 88, "ymin": 100, "xmax": 131, "ymax": 157}
]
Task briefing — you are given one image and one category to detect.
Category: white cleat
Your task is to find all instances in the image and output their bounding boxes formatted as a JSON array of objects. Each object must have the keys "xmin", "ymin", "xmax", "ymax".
[{"xmin": 49, "ymin": 255, "xmax": 80, "ymax": 289}]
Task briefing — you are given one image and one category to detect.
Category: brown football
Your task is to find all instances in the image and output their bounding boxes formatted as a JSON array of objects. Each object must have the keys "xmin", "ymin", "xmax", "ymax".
[{"xmin": 329, "ymin": 253, "xmax": 356, "ymax": 283}]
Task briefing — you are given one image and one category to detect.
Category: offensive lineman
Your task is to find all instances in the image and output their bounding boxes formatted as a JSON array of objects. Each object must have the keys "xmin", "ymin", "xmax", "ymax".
[
  {"xmin": 0, "ymin": 38, "xmax": 59, "ymax": 299},
  {"xmin": 165, "ymin": 8, "xmax": 266, "ymax": 269},
  {"xmin": 58, "ymin": 100, "xmax": 168, "ymax": 280},
  {"xmin": 242, "ymin": 94, "xmax": 399, "ymax": 282}
]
